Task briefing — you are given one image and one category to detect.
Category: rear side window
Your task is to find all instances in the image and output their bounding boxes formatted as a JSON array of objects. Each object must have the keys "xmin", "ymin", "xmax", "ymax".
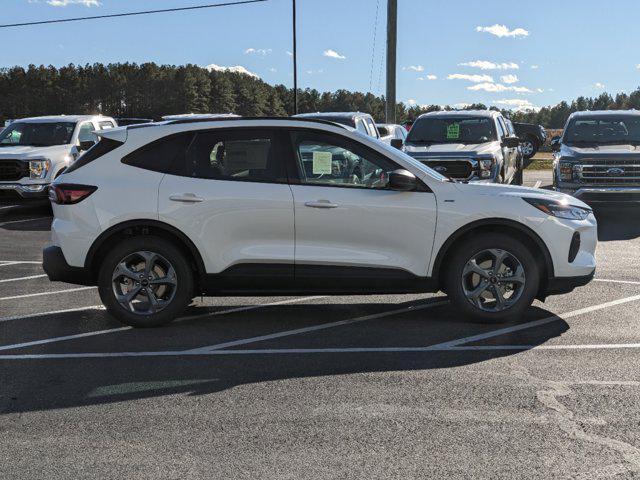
[
  {"xmin": 176, "ymin": 129, "xmax": 285, "ymax": 183},
  {"xmin": 122, "ymin": 133, "xmax": 194, "ymax": 173},
  {"xmin": 64, "ymin": 138, "xmax": 122, "ymax": 175}
]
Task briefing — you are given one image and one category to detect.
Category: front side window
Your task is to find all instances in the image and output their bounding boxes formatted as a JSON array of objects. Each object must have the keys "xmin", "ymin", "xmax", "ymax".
[
  {"xmin": 406, "ymin": 116, "xmax": 497, "ymax": 145},
  {"xmin": 181, "ymin": 130, "xmax": 284, "ymax": 183},
  {"xmin": 292, "ymin": 132, "xmax": 397, "ymax": 190},
  {"xmin": 0, "ymin": 121, "xmax": 75, "ymax": 147},
  {"xmin": 564, "ymin": 116, "xmax": 640, "ymax": 145}
]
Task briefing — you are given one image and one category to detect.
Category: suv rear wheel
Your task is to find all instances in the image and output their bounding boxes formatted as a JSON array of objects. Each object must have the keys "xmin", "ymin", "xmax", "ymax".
[
  {"xmin": 445, "ymin": 233, "xmax": 540, "ymax": 322},
  {"xmin": 98, "ymin": 236, "xmax": 194, "ymax": 327}
]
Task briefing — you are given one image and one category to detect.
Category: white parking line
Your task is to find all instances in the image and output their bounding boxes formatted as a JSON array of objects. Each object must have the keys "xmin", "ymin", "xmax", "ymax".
[
  {"xmin": 0, "ymin": 305, "xmax": 105, "ymax": 323},
  {"xmin": 186, "ymin": 299, "xmax": 449, "ymax": 353},
  {"xmin": 0, "ymin": 205, "xmax": 18, "ymax": 210},
  {"xmin": 0, "ymin": 286, "xmax": 96, "ymax": 301},
  {"xmin": 594, "ymin": 278, "xmax": 640, "ymax": 286},
  {"xmin": 2, "ymin": 293, "xmax": 638, "ymax": 360},
  {"xmin": 0, "ymin": 326, "xmax": 132, "ymax": 352},
  {"xmin": 0, "ymin": 262, "xmax": 22, "ymax": 267},
  {"xmin": 0, "ymin": 260, "xmax": 42, "ymax": 265},
  {"xmin": 533, "ymin": 180, "xmax": 542, "ymax": 189},
  {"xmin": 0, "ymin": 274, "xmax": 47, "ymax": 284},
  {"xmin": 0, "ymin": 217, "xmax": 50, "ymax": 227}
]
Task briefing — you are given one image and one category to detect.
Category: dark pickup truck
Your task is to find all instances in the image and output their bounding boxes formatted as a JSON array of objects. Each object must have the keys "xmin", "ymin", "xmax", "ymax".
[
  {"xmin": 513, "ymin": 122, "xmax": 547, "ymax": 159},
  {"xmin": 552, "ymin": 110, "xmax": 640, "ymax": 206}
]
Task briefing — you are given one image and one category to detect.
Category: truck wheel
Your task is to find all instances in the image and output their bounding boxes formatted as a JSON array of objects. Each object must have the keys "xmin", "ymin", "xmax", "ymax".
[
  {"xmin": 444, "ymin": 233, "xmax": 540, "ymax": 323},
  {"xmin": 520, "ymin": 137, "xmax": 538, "ymax": 160},
  {"xmin": 98, "ymin": 236, "xmax": 194, "ymax": 328}
]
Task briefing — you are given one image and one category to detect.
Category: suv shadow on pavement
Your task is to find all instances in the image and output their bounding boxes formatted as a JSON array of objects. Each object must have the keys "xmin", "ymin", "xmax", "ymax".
[{"xmin": 0, "ymin": 300, "xmax": 569, "ymax": 414}]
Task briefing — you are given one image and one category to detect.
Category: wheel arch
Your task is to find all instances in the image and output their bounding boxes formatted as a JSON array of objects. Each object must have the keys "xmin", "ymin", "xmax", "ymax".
[
  {"xmin": 85, "ymin": 219, "xmax": 207, "ymax": 287},
  {"xmin": 432, "ymin": 218, "xmax": 555, "ymax": 294}
]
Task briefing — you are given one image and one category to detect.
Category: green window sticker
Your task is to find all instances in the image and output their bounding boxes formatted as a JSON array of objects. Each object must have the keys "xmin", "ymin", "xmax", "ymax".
[{"xmin": 446, "ymin": 123, "xmax": 460, "ymax": 139}]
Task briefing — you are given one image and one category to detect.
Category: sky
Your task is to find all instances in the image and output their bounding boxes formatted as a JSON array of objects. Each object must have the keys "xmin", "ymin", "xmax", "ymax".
[{"xmin": 2, "ymin": 0, "xmax": 640, "ymax": 112}]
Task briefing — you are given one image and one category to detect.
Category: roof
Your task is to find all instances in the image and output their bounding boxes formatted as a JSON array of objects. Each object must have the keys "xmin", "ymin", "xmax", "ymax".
[
  {"xmin": 293, "ymin": 112, "xmax": 371, "ymax": 119},
  {"xmin": 12, "ymin": 115, "xmax": 113, "ymax": 123},
  {"xmin": 568, "ymin": 110, "xmax": 640, "ymax": 119},
  {"xmin": 128, "ymin": 116, "xmax": 352, "ymax": 130},
  {"xmin": 419, "ymin": 110, "xmax": 500, "ymax": 119},
  {"xmin": 161, "ymin": 113, "xmax": 239, "ymax": 121}
]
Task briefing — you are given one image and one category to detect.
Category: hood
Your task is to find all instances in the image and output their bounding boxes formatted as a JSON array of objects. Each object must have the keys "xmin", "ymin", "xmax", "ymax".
[
  {"xmin": 404, "ymin": 141, "xmax": 500, "ymax": 157},
  {"xmin": 0, "ymin": 144, "xmax": 71, "ymax": 160},
  {"xmin": 562, "ymin": 144, "xmax": 640, "ymax": 157},
  {"xmin": 454, "ymin": 182, "xmax": 591, "ymax": 209}
]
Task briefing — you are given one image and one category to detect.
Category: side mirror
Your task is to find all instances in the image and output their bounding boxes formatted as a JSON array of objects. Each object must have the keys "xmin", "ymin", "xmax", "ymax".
[
  {"xmin": 78, "ymin": 140, "xmax": 95, "ymax": 152},
  {"xmin": 388, "ymin": 169, "xmax": 417, "ymax": 191},
  {"xmin": 390, "ymin": 138, "xmax": 404, "ymax": 150},
  {"xmin": 502, "ymin": 136, "xmax": 520, "ymax": 149},
  {"xmin": 550, "ymin": 136, "xmax": 562, "ymax": 152}
]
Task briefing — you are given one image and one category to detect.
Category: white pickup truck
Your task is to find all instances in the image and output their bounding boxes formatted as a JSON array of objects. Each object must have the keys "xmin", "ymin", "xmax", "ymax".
[{"xmin": 0, "ymin": 115, "xmax": 116, "ymax": 201}]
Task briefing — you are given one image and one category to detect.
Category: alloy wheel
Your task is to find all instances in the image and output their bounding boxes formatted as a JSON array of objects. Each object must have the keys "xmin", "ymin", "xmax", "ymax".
[
  {"xmin": 461, "ymin": 248, "xmax": 526, "ymax": 312},
  {"xmin": 520, "ymin": 140, "xmax": 535, "ymax": 157},
  {"xmin": 111, "ymin": 251, "xmax": 178, "ymax": 315}
]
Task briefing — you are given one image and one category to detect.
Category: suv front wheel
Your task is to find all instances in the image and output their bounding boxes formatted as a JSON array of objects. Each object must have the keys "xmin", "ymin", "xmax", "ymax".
[
  {"xmin": 445, "ymin": 233, "xmax": 540, "ymax": 322},
  {"xmin": 98, "ymin": 236, "xmax": 194, "ymax": 327}
]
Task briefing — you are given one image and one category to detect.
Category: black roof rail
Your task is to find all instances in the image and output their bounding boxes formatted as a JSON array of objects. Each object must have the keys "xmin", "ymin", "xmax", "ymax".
[{"xmin": 164, "ymin": 116, "xmax": 350, "ymax": 130}]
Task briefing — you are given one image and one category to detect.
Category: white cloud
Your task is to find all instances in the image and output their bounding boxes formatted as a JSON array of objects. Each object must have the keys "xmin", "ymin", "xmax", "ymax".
[
  {"xmin": 501, "ymin": 74, "xmax": 519, "ymax": 84},
  {"xmin": 286, "ymin": 51, "xmax": 293, "ymax": 56},
  {"xmin": 594, "ymin": 82, "xmax": 605, "ymax": 89},
  {"xmin": 530, "ymin": 65, "xmax": 540, "ymax": 69},
  {"xmin": 269, "ymin": 68, "xmax": 277, "ymax": 73},
  {"xmin": 476, "ymin": 24, "xmax": 529, "ymax": 38},
  {"xmin": 493, "ymin": 99, "xmax": 540, "ymax": 112},
  {"xmin": 403, "ymin": 65, "xmax": 425, "ymax": 72},
  {"xmin": 205, "ymin": 64, "xmax": 259, "ymax": 79},
  {"xmin": 448, "ymin": 73, "xmax": 494, "ymax": 83},
  {"xmin": 46, "ymin": 0, "xmax": 100, "ymax": 5},
  {"xmin": 406, "ymin": 99, "xmax": 417, "ymax": 106},
  {"xmin": 323, "ymin": 49, "xmax": 346, "ymax": 60},
  {"xmin": 417, "ymin": 75, "xmax": 437, "ymax": 81},
  {"xmin": 452, "ymin": 103, "xmax": 472, "ymax": 109},
  {"xmin": 467, "ymin": 83, "xmax": 533, "ymax": 93},
  {"xmin": 459, "ymin": 60, "xmax": 519, "ymax": 70},
  {"xmin": 244, "ymin": 48, "xmax": 272, "ymax": 56},
  {"xmin": 305, "ymin": 69, "xmax": 324, "ymax": 75}
]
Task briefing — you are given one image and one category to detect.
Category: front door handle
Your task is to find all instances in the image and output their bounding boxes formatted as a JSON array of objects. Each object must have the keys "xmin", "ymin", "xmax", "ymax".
[
  {"xmin": 169, "ymin": 193, "xmax": 204, "ymax": 203},
  {"xmin": 305, "ymin": 200, "xmax": 339, "ymax": 209}
]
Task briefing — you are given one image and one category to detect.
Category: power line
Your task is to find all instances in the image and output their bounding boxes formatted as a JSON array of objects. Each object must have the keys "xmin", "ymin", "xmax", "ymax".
[{"xmin": 0, "ymin": 0, "xmax": 268, "ymax": 29}]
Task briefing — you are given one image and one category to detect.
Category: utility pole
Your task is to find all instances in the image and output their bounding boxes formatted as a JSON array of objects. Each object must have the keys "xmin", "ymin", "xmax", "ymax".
[
  {"xmin": 385, "ymin": 0, "xmax": 397, "ymax": 123},
  {"xmin": 292, "ymin": 0, "xmax": 298, "ymax": 115}
]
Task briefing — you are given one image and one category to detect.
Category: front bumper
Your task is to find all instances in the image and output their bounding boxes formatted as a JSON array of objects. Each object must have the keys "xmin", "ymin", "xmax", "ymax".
[
  {"xmin": 556, "ymin": 186, "xmax": 640, "ymax": 205},
  {"xmin": 43, "ymin": 245, "xmax": 94, "ymax": 286},
  {"xmin": 543, "ymin": 269, "xmax": 595, "ymax": 297},
  {"xmin": 0, "ymin": 183, "xmax": 49, "ymax": 200}
]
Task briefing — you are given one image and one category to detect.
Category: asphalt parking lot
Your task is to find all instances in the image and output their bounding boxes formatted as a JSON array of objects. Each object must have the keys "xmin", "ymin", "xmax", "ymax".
[{"xmin": 2, "ymin": 170, "xmax": 640, "ymax": 479}]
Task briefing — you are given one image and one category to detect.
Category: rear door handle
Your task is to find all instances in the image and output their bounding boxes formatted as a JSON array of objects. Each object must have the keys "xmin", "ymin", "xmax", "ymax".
[
  {"xmin": 305, "ymin": 200, "xmax": 339, "ymax": 209},
  {"xmin": 169, "ymin": 193, "xmax": 204, "ymax": 203}
]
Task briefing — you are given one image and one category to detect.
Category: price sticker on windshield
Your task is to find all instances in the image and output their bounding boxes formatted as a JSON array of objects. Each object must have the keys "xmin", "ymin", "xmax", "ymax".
[
  {"xmin": 446, "ymin": 123, "xmax": 460, "ymax": 139},
  {"xmin": 312, "ymin": 151, "xmax": 333, "ymax": 174}
]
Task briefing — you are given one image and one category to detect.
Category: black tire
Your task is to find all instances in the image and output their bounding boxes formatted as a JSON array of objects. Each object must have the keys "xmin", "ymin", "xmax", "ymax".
[
  {"xmin": 98, "ymin": 236, "xmax": 194, "ymax": 327},
  {"xmin": 444, "ymin": 233, "xmax": 540, "ymax": 323},
  {"xmin": 520, "ymin": 137, "xmax": 538, "ymax": 160}
]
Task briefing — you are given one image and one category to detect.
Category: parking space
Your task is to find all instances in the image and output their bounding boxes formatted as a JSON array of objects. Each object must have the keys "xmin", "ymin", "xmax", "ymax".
[{"xmin": 2, "ymin": 175, "xmax": 640, "ymax": 479}]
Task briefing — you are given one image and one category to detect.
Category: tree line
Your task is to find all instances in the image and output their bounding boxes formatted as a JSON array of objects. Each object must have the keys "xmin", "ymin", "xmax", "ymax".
[{"xmin": 1, "ymin": 62, "xmax": 639, "ymax": 128}]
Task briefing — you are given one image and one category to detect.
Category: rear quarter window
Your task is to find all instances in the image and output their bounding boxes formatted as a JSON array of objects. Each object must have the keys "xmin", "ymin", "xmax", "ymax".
[{"xmin": 122, "ymin": 133, "xmax": 194, "ymax": 173}]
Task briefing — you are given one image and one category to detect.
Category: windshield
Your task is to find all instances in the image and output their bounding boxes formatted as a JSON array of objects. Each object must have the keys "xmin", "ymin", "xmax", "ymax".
[
  {"xmin": 564, "ymin": 116, "xmax": 640, "ymax": 145},
  {"xmin": 406, "ymin": 116, "xmax": 497, "ymax": 145},
  {"xmin": 0, "ymin": 121, "xmax": 76, "ymax": 147}
]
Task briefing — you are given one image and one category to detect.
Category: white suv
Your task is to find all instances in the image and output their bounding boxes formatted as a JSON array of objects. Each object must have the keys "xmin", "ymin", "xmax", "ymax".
[
  {"xmin": 0, "ymin": 115, "xmax": 116, "ymax": 201},
  {"xmin": 43, "ymin": 118, "xmax": 597, "ymax": 327}
]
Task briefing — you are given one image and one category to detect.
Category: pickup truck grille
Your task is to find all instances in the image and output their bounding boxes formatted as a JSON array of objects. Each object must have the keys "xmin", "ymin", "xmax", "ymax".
[
  {"xmin": 0, "ymin": 160, "xmax": 29, "ymax": 181},
  {"xmin": 578, "ymin": 158, "xmax": 640, "ymax": 185},
  {"xmin": 418, "ymin": 159, "xmax": 474, "ymax": 180}
]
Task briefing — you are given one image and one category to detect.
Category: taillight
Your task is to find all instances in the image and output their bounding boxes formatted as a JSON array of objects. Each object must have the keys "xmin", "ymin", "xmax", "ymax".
[{"xmin": 49, "ymin": 184, "xmax": 97, "ymax": 205}]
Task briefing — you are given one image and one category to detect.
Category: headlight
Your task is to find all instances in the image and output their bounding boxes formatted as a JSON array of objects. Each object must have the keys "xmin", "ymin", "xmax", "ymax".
[
  {"xmin": 477, "ymin": 157, "xmax": 495, "ymax": 178},
  {"xmin": 558, "ymin": 161, "xmax": 574, "ymax": 181},
  {"xmin": 523, "ymin": 197, "xmax": 591, "ymax": 220},
  {"xmin": 29, "ymin": 159, "xmax": 51, "ymax": 180}
]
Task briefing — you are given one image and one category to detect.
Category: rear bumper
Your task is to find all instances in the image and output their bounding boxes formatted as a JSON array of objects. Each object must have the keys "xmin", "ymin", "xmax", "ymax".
[
  {"xmin": 543, "ymin": 269, "xmax": 595, "ymax": 297},
  {"xmin": 0, "ymin": 183, "xmax": 49, "ymax": 200},
  {"xmin": 43, "ymin": 245, "xmax": 94, "ymax": 286}
]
